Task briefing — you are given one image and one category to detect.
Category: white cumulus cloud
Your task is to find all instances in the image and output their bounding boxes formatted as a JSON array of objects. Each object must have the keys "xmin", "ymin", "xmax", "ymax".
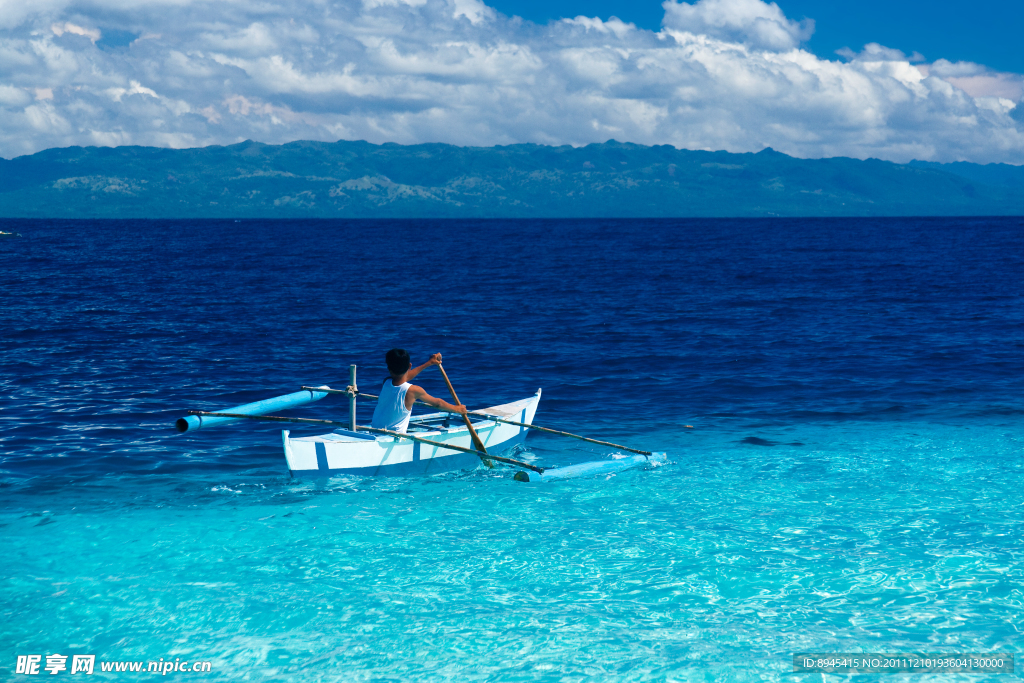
[
  {"xmin": 0, "ymin": 0, "xmax": 1021, "ymax": 163},
  {"xmin": 662, "ymin": 0, "xmax": 813, "ymax": 51},
  {"xmin": 921, "ymin": 59, "xmax": 1024, "ymax": 101}
]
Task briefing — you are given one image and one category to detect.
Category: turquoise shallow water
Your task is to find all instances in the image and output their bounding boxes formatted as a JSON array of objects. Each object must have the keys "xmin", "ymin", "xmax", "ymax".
[
  {"xmin": 2, "ymin": 217, "xmax": 1023, "ymax": 680},
  {"xmin": 3, "ymin": 420, "xmax": 1022, "ymax": 680}
]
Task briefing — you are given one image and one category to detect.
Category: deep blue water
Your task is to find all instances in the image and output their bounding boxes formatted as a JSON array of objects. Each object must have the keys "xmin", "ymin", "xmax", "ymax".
[{"xmin": 2, "ymin": 217, "xmax": 1023, "ymax": 681}]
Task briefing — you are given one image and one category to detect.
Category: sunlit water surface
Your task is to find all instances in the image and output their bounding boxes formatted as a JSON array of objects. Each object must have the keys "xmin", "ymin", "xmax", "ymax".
[{"xmin": 2, "ymin": 218, "xmax": 1023, "ymax": 681}]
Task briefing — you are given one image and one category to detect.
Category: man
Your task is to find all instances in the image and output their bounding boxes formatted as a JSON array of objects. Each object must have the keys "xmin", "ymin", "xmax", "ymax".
[{"xmin": 370, "ymin": 349, "xmax": 467, "ymax": 433}]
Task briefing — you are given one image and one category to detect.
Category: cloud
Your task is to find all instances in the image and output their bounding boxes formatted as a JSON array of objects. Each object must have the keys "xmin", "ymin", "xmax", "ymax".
[
  {"xmin": 839, "ymin": 46, "xmax": 1024, "ymax": 103},
  {"xmin": 0, "ymin": 0, "xmax": 1021, "ymax": 163},
  {"xmin": 921, "ymin": 59, "xmax": 1024, "ymax": 101},
  {"xmin": 662, "ymin": 0, "xmax": 813, "ymax": 51},
  {"xmin": 837, "ymin": 43, "xmax": 924, "ymax": 63},
  {"xmin": 51, "ymin": 21, "xmax": 101, "ymax": 42}
]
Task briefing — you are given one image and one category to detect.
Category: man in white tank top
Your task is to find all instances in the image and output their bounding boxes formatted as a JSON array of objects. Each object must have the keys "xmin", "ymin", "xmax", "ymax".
[{"xmin": 370, "ymin": 349, "xmax": 467, "ymax": 433}]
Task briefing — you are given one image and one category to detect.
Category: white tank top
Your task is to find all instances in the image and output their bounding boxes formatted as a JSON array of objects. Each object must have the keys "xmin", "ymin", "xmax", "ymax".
[{"xmin": 370, "ymin": 379, "xmax": 412, "ymax": 432}]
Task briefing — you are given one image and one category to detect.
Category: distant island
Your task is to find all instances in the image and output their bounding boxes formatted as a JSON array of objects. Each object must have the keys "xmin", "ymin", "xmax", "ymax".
[{"xmin": 1, "ymin": 139, "xmax": 1022, "ymax": 218}]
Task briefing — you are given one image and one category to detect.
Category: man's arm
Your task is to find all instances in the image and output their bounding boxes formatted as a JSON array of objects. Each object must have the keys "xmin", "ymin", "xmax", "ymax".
[
  {"xmin": 406, "ymin": 384, "xmax": 467, "ymax": 414},
  {"xmin": 405, "ymin": 353, "xmax": 442, "ymax": 382}
]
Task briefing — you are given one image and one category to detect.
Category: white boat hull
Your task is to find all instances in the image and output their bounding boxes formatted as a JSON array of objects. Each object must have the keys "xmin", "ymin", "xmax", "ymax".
[{"xmin": 283, "ymin": 390, "xmax": 541, "ymax": 478}]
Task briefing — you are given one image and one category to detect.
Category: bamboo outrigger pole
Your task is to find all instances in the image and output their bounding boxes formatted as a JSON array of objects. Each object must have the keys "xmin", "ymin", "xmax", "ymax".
[
  {"xmin": 185, "ymin": 410, "xmax": 544, "ymax": 473},
  {"xmin": 300, "ymin": 386, "xmax": 658, "ymax": 457},
  {"xmin": 467, "ymin": 412, "xmax": 653, "ymax": 456},
  {"xmin": 348, "ymin": 365, "xmax": 357, "ymax": 432}
]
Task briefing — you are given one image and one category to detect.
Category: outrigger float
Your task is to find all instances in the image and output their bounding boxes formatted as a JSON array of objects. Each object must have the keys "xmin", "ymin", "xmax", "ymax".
[{"xmin": 176, "ymin": 365, "xmax": 666, "ymax": 482}]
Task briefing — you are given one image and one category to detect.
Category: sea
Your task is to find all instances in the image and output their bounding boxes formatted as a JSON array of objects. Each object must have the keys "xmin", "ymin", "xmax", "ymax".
[{"xmin": 2, "ymin": 217, "xmax": 1022, "ymax": 681}]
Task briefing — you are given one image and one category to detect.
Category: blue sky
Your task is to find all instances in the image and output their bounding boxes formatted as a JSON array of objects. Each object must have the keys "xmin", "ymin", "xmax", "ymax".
[
  {"xmin": 490, "ymin": 0, "xmax": 1024, "ymax": 74},
  {"xmin": 0, "ymin": 0, "xmax": 1021, "ymax": 163}
]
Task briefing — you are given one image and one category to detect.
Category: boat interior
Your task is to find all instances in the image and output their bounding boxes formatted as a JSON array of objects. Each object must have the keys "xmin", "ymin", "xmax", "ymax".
[{"xmin": 404, "ymin": 411, "xmax": 498, "ymax": 434}]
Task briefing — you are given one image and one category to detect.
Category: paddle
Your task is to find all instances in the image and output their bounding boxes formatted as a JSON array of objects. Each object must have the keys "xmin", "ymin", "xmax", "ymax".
[{"xmin": 436, "ymin": 363, "xmax": 493, "ymax": 467}]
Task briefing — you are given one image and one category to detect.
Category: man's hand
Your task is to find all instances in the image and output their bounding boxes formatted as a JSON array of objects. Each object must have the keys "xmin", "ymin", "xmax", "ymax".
[
  {"xmin": 406, "ymin": 354, "xmax": 442, "ymax": 383},
  {"xmin": 453, "ymin": 404, "xmax": 467, "ymax": 416}
]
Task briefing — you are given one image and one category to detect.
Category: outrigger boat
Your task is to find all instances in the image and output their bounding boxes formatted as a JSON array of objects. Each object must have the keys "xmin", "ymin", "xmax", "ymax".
[
  {"xmin": 176, "ymin": 365, "xmax": 666, "ymax": 482},
  {"xmin": 284, "ymin": 390, "xmax": 541, "ymax": 478}
]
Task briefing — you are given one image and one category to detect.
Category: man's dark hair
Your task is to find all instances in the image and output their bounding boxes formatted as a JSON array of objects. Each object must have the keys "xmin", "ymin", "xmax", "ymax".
[{"xmin": 385, "ymin": 348, "xmax": 411, "ymax": 375}]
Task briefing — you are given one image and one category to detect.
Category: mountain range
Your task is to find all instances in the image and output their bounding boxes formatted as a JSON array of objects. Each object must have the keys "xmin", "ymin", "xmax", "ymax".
[{"xmin": 1, "ymin": 139, "xmax": 1022, "ymax": 218}]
